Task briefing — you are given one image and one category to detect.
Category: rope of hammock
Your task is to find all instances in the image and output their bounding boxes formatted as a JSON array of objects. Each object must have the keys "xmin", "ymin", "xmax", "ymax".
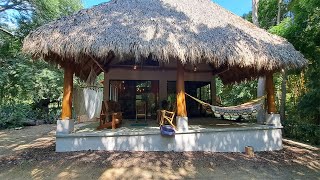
[{"xmin": 185, "ymin": 93, "xmax": 266, "ymax": 117}]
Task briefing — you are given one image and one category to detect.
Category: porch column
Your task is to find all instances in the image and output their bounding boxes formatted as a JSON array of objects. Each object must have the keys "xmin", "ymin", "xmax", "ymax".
[
  {"xmin": 266, "ymin": 73, "xmax": 276, "ymax": 113},
  {"xmin": 176, "ymin": 60, "xmax": 188, "ymax": 131},
  {"xmin": 211, "ymin": 76, "xmax": 217, "ymax": 105},
  {"xmin": 57, "ymin": 63, "xmax": 74, "ymax": 134},
  {"xmin": 159, "ymin": 80, "xmax": 167, "ymax": 106},
  {"xmin": 265, "ymin": 73, "xmax": 281, "ymax": 127},
  {"xmin": 257, "ymin": 76, "xmax": 266, "ymax": 124},
  {"xmin": 103, "ymin": 73, "xmax": 110, "ymax": 102},
  {"xmin": 61, "ymin": 64, "xmax": 74, "ymax": 120}
]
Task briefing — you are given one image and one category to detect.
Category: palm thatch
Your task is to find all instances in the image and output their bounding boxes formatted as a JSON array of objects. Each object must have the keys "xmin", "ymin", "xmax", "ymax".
[{"xmin": 22, "ymin": 0, "xmax": 307, "ymax": 83}]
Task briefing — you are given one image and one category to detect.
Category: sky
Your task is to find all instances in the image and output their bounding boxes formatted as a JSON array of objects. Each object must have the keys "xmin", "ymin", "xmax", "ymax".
[{"xmin": 83, "ymin": 0, "xmax": 252, "ymax": 16}]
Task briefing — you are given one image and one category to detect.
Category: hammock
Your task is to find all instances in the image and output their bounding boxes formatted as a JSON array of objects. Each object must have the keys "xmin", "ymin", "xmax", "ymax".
[
  {"xmin": 185, "ymin": 93, "xmax": 265, "ymax": 118},
  {"xmin": 84, "ymin": 87, "xmax": 103, "ymax": 119},
  {"xmin": 74, "ymin": 68, "xmax": 103, "ymax": 121}
]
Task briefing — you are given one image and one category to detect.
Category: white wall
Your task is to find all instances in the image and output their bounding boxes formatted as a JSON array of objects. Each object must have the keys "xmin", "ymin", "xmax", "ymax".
[{"xmin": 56, "ymin": 127, "xmax": 283, "ymax": 152}]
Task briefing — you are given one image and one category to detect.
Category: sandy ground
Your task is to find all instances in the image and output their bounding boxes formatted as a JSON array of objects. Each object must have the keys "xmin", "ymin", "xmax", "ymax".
[{"xmin": 0, "ymin": 124, "xmax": 319, "ymax": 180}]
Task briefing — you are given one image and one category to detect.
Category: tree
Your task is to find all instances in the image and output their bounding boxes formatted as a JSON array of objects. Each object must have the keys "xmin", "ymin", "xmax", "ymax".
[
  {"xmin": 278, "ymin": 0, "xmax": 287, "ymax": 123},
  {"xmin": 252, "ymin": 0, "xmax": 266, "ymax": 124},
  {"xmin": 242, "ymin": 0, "xmax": 319, "ymax": 144},
  {"xmin": 288, "ymin": 0, "xmax": 320, "ymax": 125},
  {"xmin": 0, "ymin": 0, "xmax": 32, "ymax": 13},
  {"xmin": 268, "ymin": 0, "xmax": 320, "ymax": 125},
  {"xmin": 1, "ymin": 0, "xmax": 82, "ymax": 36},
  {"xmin": 0, "ymin": 0, "xmax": 83, "ymax": 128},
  {"xmin": 252, "ymin": 0, "xmax": 260, "ymax": 26},
  {"xmin": 243, "ymin": 0, "xmax": 290, "ymax": 28}
]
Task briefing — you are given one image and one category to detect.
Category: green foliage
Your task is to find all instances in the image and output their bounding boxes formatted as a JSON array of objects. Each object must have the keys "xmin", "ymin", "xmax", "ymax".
[
  {"xmin": 298, "ymin": 90, "xmax": 320, "ymax": 123},
  {"xmin": 0, "ymin": 0, "xmax": 82, "ymax": 128},
  {"xmin": 267, "ymin": 0, "xmax": 320, "ymax": 143},
  {"xmin": 284, "ymin": 115, "xmax": 320, "ymax": 145},
  {"xmin": 243, "ymin": 0, "xmax": 289, "ymax": 29},
  {"xmin": 242, "ymin": 12, "xmax": 252, "ymax": 23},
  {"xmin": 26, "ymin": 0, "xmax": 82, "ymax": 30},
  {"xmin": 216, "ymin": 78, "xmax": 257, "ymax": 106},
  {"xmin": 0, "ymin": 104, "xmax": 28, "ymax": 129},
  {"xmin": 285, "ymin": 0, "xmax": 320, "ymax": 125},
  {"xmin": 259, "ymin": 0, "xmax": 280, "ymax": 29},
  {"xmin": 241, "ymin": 0, "xmax": 320, "ymax": 144},
  {"xmin": 262, "ymin": 0, "xmax": 320, "ymax": 124},
  {"xmin": 269, "ymin": 17, "xmax": 292, "ymax": 37}
]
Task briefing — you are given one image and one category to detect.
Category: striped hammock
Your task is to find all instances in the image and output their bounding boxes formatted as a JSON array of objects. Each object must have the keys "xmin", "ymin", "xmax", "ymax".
[{"xmin": 185, "ymin": 93, "xmax": 265, "ymax": 118}]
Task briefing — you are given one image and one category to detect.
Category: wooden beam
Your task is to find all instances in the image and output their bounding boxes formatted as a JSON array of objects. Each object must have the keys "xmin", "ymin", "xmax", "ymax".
[
  {"xmin": 108, "ymin": 65, "xmax": 212, "ymax": 73},
  {"xmin": 89, "ymin": 55, "xmax": 108, "ymax": 73},
  {"xmin": 61, "ymin": 63, "xmax": 74, "ymax": 120},
  {"xmin": 176, "ymin": 60, "xmax": 187, "ymax": 117},
  {"xmin": 209, "ymin": 63, "xmax": 230, "ymax": 76},
  {"xmin": 266, "ymin": 73, "xmax": 277, "ymax": 113}
]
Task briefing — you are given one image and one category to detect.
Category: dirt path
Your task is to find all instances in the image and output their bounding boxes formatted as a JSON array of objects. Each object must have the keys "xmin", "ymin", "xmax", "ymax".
[
  {"xmin": 0, "ymin": 125, "xmax": 56, "ymax": 158},
  {"xmin": 0, "ymin": 125, "xmax": 319, "ymax": 180}
]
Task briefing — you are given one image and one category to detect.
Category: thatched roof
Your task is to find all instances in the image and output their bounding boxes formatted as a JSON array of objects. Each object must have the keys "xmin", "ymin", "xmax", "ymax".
[{"xmin": 22, "ymin": 0, "xmax": 307, "ymax": 83}]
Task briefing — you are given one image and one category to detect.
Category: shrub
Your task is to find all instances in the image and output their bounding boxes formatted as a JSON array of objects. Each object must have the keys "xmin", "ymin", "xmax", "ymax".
[
  {"xmin": 283, "ymin": 117, "xmax": 320, "ymax": 145},
  {"xmin": 0, "ymin": 104, "xmax": 28, "ymax": 129}
]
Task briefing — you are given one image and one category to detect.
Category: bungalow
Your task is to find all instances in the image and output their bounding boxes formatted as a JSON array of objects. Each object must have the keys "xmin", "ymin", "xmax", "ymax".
[{"xmin": 22, "ymin": 0, "xmax": 307, "ymax": 152}]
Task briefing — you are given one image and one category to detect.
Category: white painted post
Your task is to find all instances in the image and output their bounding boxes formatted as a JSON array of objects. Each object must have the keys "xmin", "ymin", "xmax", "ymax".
[{"xmin": 257, "ymin": 77, "xmax": 266, "ymax": 124}]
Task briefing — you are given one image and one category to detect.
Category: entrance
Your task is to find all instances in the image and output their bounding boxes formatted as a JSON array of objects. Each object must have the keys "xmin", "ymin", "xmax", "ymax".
[
  {"xmin": 109, "ymin": 80, "xmax": 159, "ymax": 119},
  {"xmin": 167, "ymin": 81, "xmax": 211, "ymax": 117}
]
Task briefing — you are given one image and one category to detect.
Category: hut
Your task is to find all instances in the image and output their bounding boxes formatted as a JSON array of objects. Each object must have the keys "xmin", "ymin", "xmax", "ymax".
[{"xmin": 23, "ymin": 0, "xmax": 307, "ymax": 152}]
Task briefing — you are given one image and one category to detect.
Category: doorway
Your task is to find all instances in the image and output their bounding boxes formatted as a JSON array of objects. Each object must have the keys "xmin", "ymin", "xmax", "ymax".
[
  {"xmin": 167, "ymin": 81, "xmax": 211, "ymax": 117},
  {"xmin": 109, "ymin": 80, "xmax": 159, "ymax": 119}
]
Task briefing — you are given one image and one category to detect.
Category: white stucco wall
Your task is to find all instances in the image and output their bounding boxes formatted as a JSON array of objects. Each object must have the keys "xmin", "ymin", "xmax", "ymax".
[{"xmin": 56, "ymin": 126, "xmax": 283, "ymax": 152}]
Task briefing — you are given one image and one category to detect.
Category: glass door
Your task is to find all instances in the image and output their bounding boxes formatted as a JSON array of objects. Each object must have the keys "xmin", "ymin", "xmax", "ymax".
[{"xmin": 110, "ymin": 80, "xmax": 159, "ymax": 119}]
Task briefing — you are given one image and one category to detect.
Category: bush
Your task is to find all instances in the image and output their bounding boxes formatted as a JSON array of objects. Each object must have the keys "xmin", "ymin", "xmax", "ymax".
[
  {"xmin": 283, "ymin": 118, "xmax": 320, "ymax": 145},
  {"xmin": 0, "ymin": 104, "xmax": 29, "ymax": 129},
  {"xmin": 0, "ymin": 103, "xmax": 60, "ymax": 129}
]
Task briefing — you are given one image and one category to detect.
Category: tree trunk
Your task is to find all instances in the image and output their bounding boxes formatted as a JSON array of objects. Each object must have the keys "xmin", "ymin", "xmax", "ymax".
[
  {"xmin": 266, "ymin": 74, "xmax": 277, "ymax": 113},
  {"xmin": 280, "ymin": 69, "xmax": 287, "ymax": 122},
  {"xmin": 211, "ymin": 76, "xmax": 217, "ymax": 106},
  {"xmin": 252, "ymin": 0, "xmax": 265, "ymax": 123},
  {"xmin": 252, "ymin": 0, "xmax": 260, "ymax": 26},
  {"xmin": 277, "ymin": 0, "xmax": 287, "ymax": 123},
  {"xmin": 277, "ymin": 0, "xmax": 283, "ymax": 25}
]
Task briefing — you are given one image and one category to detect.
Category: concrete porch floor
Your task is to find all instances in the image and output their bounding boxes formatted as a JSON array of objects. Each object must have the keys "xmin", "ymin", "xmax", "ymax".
[{"xmin": 73, "ymin": 118, "xmax": 275, "ymax": 135}]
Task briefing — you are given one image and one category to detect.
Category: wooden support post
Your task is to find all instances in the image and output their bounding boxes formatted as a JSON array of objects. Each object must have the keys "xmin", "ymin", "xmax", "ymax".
[
  {"xmin": 103, "ymin": 73, "xmax": 109, "ymax": 102},
  {"xmin": 61, "ymin": 64, "xmax": 74, "ymax": 120},
  {"xmin": 266, "ymin": 73, "xmax": 277, "ymax": 113},
  {"xmin": 176, "ymin": 61, "xmax": 187, "ymax": 117},
  {"xmin": 211, "ymin": 76, "xmax": 217, "ymax": 106},
  {"xmin": 159, "ymin": 80, "xmax": 167, "ymax": 106}
]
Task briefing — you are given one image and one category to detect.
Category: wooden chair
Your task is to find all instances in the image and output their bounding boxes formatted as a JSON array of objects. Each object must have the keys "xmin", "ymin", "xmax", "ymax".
[
  {"xmin": 97, "ymin": 100, "xmax": 122, "ymax": 130},
  {"xmin": 136, "ymin": 101, "xmax": 147, "ymax": 122},
  {"xmin": 159, "ymin": 110, "xmax": 176, "ymax": 129}
]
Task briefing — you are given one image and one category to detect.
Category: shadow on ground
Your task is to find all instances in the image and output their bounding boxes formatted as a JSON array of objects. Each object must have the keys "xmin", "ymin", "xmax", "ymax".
[{"xmin": 0, "ymin": 125, "xmax": 319, "ymax": 180}]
